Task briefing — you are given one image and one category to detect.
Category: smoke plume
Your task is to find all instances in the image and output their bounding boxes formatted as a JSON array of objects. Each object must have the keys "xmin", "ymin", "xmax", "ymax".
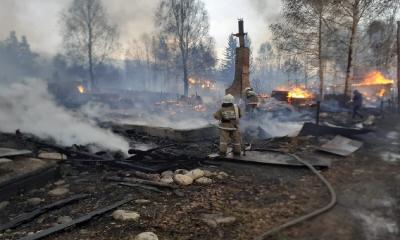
[{"xmin": 0, "ymin": 79, "xmax": 130, "ymax": 153}]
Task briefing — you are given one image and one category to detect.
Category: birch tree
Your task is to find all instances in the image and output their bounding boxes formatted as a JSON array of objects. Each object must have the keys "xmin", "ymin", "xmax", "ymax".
[{"xmin": 61, "ymin": 0, "xmax": 118, "ymax": 92}]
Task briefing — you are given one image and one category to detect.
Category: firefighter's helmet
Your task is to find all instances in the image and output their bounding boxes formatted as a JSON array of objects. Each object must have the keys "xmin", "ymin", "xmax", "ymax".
[{"xmin": 223, "ymin": 94, "xmax": 235, "ymax": 104}]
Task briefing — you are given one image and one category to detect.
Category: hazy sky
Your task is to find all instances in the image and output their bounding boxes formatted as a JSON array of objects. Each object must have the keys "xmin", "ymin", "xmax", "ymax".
[{"xmin": 0, "ymin": 0, "xmax": 282, "ymax": 60}]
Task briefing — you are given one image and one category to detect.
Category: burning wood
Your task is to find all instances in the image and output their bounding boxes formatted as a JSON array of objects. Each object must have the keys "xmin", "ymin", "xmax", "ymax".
[
  {"xmin": 77, "ymin": 85, "xmax": 86, "ymax": 94},
  {"xmin": 352, "ymin": 71, "xmax": 394, "ymax": 102},
  {"xmin": 189, "ymin": 78, "xmax": 217, "ymax": 90},
  {"xmin": 272, "ymin": 86, "xmax": 314, "ymax": 106}
]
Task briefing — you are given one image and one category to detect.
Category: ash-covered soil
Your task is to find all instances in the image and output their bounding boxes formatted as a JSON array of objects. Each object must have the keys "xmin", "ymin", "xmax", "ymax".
[{"xmin": 1, "ymin": 111, "xmax": 399, "ymax": 240}]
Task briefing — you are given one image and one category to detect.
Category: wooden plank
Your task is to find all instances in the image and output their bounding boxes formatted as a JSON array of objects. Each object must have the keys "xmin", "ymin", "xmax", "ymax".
[
  {"xmin": 210, "ymin": 151, "xmax": 331, "ymax": 168},
  {"xmin": 0, "ymin": 194, "xmax": 88, "ymax": 231}
]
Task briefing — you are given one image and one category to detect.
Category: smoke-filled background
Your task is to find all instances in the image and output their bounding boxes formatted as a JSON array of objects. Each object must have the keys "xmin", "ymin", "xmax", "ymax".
[{"xmin": 0, "ymin": 0, "xmax": 398, "ymax": 152}]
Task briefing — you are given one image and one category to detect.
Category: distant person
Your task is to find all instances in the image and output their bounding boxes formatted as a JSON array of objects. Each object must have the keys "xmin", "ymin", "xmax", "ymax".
[
  {"xmin": 244, "ymin": 87, "xmax": 259, "ymax": 118},
  {"xmin": 213, "ymin": 94, "xmax": 242, "ymax": 156},
  {"xmin": 352, "ymin": 90, "xmax": 363, "ymax": 119}
]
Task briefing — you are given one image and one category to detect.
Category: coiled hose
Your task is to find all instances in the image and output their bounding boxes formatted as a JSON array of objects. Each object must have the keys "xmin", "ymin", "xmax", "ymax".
[{"xmin": 254, "ymin": 153, "xmax": 337, "ymax": 240}]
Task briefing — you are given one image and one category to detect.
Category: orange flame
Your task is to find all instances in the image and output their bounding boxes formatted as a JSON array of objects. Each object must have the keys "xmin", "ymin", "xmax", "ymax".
[
  {"xmin": 77, "ymin": 85, "xmax": 85, "ymax": 94},
  {"xmin": 287, "ymin": 87, "xmax": 313, "ymax": 99},
  {"xmin": 353, "ymin": 71, "xmax": 394, "ymax": 86},
  {"xmin": 377, "ymin": 89, "xmax": 385, "ymax": 97}
]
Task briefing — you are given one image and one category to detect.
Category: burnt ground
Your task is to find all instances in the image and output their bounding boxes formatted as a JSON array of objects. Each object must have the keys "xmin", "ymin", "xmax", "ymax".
[{"xmin": 0, "ymin": 111, "xmax": 399, "ymax": 240}]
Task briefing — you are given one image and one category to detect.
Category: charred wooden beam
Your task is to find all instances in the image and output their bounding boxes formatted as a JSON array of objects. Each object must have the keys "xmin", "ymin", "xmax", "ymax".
[
  {"xmin": 17, "ymin": 196, "xmax": 135, "ymax": 240},
  {"xmin": 118, "ymin": 182, "xmax": 165, "ymax": 193},
  {"xmin": 0, "ymin": 194, "xmax": 88, "ymax": 231},
  {"xmin": 106, "ymin": 176, "xmax": 177, "ymax": 189}
]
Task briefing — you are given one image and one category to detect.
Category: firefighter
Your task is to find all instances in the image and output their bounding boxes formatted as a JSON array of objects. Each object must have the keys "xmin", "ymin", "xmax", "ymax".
[
  {"xmin": 214, "ymin": 94, "xmax": 242, "ymax": 156},
  {"xmin": 352, "ymin": 90, "xmax": 364, "ymax": 119},
  {"xmin": 244, "ymin": 87, "xmax": 259, "ymax": 118}
]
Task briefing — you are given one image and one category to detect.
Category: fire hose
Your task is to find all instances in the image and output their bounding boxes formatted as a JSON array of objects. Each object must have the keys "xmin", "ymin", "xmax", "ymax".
[{"xmin": 254, "ymin": 152, "xmax": 337, "ymax": 240}]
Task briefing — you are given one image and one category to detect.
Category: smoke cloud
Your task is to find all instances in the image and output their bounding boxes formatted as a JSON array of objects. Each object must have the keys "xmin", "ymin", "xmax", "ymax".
[{"xmin": 0, "ymin": 79, "xmax": 130, "ymax": 153}]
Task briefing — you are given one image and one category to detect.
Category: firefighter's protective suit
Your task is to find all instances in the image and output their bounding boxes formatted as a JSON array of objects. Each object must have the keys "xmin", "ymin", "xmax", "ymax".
[
  {"xmin": 244, "ymin": 87, "xmax": 259, "ymax": 118},
  {"xmin": 213, "ymin": 94, "xmax": 242, "ymax": 155}
]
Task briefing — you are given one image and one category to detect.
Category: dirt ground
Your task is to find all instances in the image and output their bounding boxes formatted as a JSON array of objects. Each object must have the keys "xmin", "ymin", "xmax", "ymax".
[{"xmin": 0, "ymin": 112, "xmax": 399, "ymax": 240}]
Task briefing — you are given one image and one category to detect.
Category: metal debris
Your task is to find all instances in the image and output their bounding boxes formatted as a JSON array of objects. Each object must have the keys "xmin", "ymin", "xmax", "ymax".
[
  {"xmin": 318, "ymin": 135, "xmax": 363, "ymax": 157},
  {"xmin": 210, "ymin": 151, "xmax": 331, "ymax": 168}
]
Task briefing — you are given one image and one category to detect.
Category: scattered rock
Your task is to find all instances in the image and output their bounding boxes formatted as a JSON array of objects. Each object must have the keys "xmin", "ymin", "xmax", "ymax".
[
  {"xmin": 201, "ymin": 213, "xmax": 236, "ymax": 228},
  {"xmin": 54, "ymin": 180, "xmax": 66, "ymax": 186},
  {"xmin": 27, "ymin": 198, "xmax": 43, "ymax": 206},
  {"xmin": 217, "ymin": 171, "xmax": 229, "ymax": 179},
  {"xmin": 174, "ymin": 169, "xmax": 189, "ymax": 175},
  {"xmin": 203, "ymin": 170, "xmax": 216, "ymax": 177},
  {"xmin": 0, "ymin": 201, "xmax": 9, "ymax": 210},
  {"xmin": 57, "ymin": 216, "xmax": 72, "ymax": 224},
  {"xmin": 48, "ymin": 187, "xmax": 69, "ymax": 196},
  {"xmin": 112, "ymin": 210, "xmax": 140, "ymax": 221},
  {"xmin": 195, "ymin": 177, "xmax": 213, "ymax": 185},
  {"xmin": 289, "ymin": 195, "xmax": 297, "ymax": 200},
  {"xmin": 135, "ymin": 199, "xmax": 151, "ymax": 204},
  {"xmin": 173, "ymin": 174, "xmax": 193, "ymax": 186},
  {"xmin": 185, "ymin": 169, "xmax": 205, "ymax": 180},
  {"xmin": 38, "ymin": 152, "xmax": 67, "ymax": 160},
  {"xmin": 160, "ymin": 176, "xmax": 174, "ymax": 184},
  {"xmin": 161, "ymin": 170, "xmax": 173, "ymax": 178},
  {"xmin": 133, "ymin": 232, "xmax": 158, "ymax": 240}
]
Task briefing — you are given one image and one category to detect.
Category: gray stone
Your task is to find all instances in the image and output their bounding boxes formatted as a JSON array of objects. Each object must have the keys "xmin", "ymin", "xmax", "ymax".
[
  {"xmin": 161, "ymin": 170, "xmax": 173, "ymax": 178},
  {"xmin": 185, "ymin": 169, "xmax": 205, "ymax": 180},
  {"xmin": 112, "ymin": 210, "xmax": 140, "ymax": 221},
  {"xmin": 195, "ymin": 177, "xmax": 213, "ymax": 185},
  {"xmin": 201, "ymin": 213, "xmax": 236, "ymax": 228},
  {"xmin": 217, "ymin": 171, "xmax": 229, "ymax": 179},
  {"xmin": 57, "ymin": 216, "xmax": 72, "ymax": 224},
  {"xmin": 133, "ymin": 232, "xmax": 158, "ymax": 240},
  {"xmin": 160, "ymin": 176, "xmax": 174, "ymax": 184},
  {"xmin": 27, "ymin": 198, "xmax": 43, "ymax": 206},
  {"xmin": 174, "ymin": 169, "xmax": 189, "ymax": 175},
  {"xmin": 48, "ymin": 187, "xmax": 69, "ymax": 196},
  {"xmin": 173, "ymin": 174, "xmax": 193, "ymax": 186},
  {"xmin": 54, "ymin": 180, "xmax": 66, "ymax": 186},
  {"xmin": 203, "ymin": 170, "xmax": 216, "ymax": 177},
  {"xmin": 0, "ymin": 201, "xmax": 9, "ymax": 210}
]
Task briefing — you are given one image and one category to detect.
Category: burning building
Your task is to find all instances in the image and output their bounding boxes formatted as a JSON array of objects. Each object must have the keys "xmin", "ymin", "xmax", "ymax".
[
  {"xmin": 352, "ymin": 71, "xmax": 394, "ymax": 102},
  {"xmin": 271, "ymin": 86, "xmax": 315, "ymax": 106}
]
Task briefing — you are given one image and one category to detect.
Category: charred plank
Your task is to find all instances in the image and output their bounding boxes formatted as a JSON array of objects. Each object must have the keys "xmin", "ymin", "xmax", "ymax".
[
  {"xmin": 106, "ymin": 176, "xmax": 177, "ymax": 189},
  {"xmin": 17, "ymin": 196, "xmax": 135, "ymax": 240},
  {"xmin": 0, "ymin": 194, "xmax": 88, "ymax": 231}
]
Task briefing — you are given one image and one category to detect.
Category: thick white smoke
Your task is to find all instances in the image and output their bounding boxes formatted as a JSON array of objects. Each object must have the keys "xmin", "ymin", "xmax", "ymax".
[{"xmin": 0, "ymin": 79, "xmax": 130, "ymax": 153}]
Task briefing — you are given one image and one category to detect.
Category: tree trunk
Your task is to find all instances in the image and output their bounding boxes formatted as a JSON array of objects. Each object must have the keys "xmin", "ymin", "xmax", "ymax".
[
  {"xmin": 88, "ymin": 19, "xmax": 95, "ymax": 92},
  {"xmin": 318, "ymin": 13, "xmax": 324, "ymax": 100},
  {"xmin": 183, "ymin": 55, "xmax": 189, "ymax": 97},
  {"xmin": 344, "ymin": 9, "xmax": 358, "ymax": 99},
  {"xmin": 397, "ymin": 21, "xmax": 400, "ymax": 112}
]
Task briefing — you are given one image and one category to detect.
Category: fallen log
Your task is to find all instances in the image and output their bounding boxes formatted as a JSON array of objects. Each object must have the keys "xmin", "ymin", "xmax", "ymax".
[
  {"xmin": 106, "ymin": 176, "xmax": 177, "ymax": 189},
  {"xmin": 17, "ymin": 196, "xmax": 135, "ymax": 240},
  {"xmin": 0, "ymin": 194, "xmax": 88, "ymax": 231}
]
